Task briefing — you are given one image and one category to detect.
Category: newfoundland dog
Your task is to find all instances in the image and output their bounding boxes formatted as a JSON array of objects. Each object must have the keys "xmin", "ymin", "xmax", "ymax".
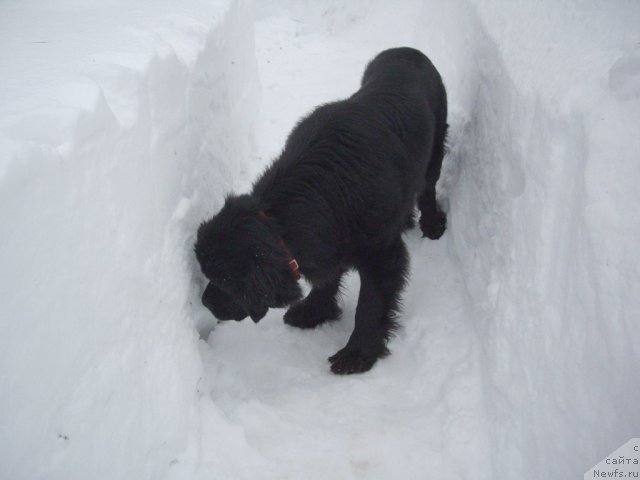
[{"xmin": 195, "ymin": 47, "xmax": 448, "ymax": 374}]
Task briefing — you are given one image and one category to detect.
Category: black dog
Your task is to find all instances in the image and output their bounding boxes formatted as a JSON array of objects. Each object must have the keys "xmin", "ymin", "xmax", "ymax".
[{"xmin": 195, "ymin": 47, "xmax": 448, "ymax": 374}]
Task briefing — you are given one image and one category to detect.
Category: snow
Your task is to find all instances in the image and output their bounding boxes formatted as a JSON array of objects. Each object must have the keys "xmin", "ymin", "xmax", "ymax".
[{"xmin": 1, "ymin": 1, "xmax": 639, "ymax": 479}]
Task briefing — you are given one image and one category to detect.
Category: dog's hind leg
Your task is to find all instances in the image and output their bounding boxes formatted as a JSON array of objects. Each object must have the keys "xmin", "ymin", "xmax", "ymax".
[
  {"xmin": 284, "ymin": 270, "xmax": 343, "ymax": 329},
  {"xmin": 329, "ymin": 238, "xmax": 408, "ymax": 374},
  {"xmin": 418, "ymin": 124, "xmax": 448, "ymax": 239}
]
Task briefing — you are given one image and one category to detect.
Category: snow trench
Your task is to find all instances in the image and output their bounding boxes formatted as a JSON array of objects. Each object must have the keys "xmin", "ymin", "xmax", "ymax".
[{"xmin": 1, "ymin": 1, "xmax": 639, "ymax": 479}]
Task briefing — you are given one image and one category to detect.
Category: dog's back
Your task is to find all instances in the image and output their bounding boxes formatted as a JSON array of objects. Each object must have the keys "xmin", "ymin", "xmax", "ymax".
[
  {"xmin": 253, "ymin": 47, "xmax": 447, "ymax": 255},
  {"xmin": 357, "ymin": 47, "xmax": 447, "ymax": 162}
]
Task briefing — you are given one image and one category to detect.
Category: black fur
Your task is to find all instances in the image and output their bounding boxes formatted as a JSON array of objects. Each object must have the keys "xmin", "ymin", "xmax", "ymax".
[{"xmin": 195, "ymin": 47, "xmax": 448, "ymax": 374}]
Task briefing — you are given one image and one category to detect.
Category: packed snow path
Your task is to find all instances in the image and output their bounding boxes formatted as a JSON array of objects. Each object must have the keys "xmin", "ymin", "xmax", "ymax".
[
  {"xmin": 189, "ymin": 13, "xmax": 490, "ymax": 479},
  {"xmin": 1, "ymin": 1, "xmax": 639, "ymax": 480}
]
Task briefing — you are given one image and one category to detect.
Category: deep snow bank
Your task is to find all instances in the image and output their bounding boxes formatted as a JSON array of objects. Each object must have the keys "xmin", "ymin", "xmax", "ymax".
[
  {"xmin": 422, "ymin": 0, "xmax": 640, "ymax": 477},
  {"xmin": 0, "ymin": 1, "xmax": 258, "ymax": 478}
]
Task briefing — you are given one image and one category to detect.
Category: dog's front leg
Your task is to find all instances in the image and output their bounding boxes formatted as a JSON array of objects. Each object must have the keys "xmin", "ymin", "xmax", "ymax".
[
  {"xmin": 284, "ymin": 270, "xmax": 344, "ymax": 329},
  {"xmin": 329, "ymin": 238, "xmax": 408, "ymax": 374}
]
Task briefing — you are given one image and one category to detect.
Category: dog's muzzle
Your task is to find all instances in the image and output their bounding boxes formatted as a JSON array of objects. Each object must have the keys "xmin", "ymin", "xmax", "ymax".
[{"xmin": 201, "ymin": 283, "xmax": 248, "ymax": 322}]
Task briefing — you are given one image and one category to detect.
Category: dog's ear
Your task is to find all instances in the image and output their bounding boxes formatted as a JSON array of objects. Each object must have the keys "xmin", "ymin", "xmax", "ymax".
[
  {"xmin": 244, "ymin": 241, "xmax": 303, "ymax": 322},
  {"xmin": 248, "ymin": 304, "xmax": 269, "ymax": 323},
  {"xmin": 274, "ymin": 268, "xmax": 304, "ymax": 305}
]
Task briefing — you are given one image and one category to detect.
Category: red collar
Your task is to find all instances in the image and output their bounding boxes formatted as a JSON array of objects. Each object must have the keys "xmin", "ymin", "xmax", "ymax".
[{"xmin": 258, "ymin": 210, "xmax": 301, "ymax": 281}]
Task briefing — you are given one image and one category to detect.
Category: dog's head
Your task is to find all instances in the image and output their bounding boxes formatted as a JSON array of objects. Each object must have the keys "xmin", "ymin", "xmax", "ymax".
[{"xmin": 195, "ymin": 195, "xmax": 303, "ymax": 323}]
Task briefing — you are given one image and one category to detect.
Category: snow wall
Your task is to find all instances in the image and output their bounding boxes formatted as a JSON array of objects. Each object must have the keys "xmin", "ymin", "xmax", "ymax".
[
  {"xmin": 427, "ymin": 1, "xmax": 640, "ymax": 477},
  {"xmin": 1, "ymin": 1, "xmax": 639, "ymax": 479},
  {"xmin": 0, "ymin": 2, "xmax": 259, "ymax": 478}
]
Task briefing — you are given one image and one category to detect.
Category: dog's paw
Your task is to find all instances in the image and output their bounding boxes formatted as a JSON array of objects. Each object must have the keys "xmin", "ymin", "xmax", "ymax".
[
  {"xmin": 328, "ymin": 345, "xmax": 387, "ymax": 374},
  {"xmin": 284, "ymin": 300, "xmax": 341, "ymax": 329},
  {"xmin": 420, "ymin": 210, "xmax": 447, "ymax": 239}
]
